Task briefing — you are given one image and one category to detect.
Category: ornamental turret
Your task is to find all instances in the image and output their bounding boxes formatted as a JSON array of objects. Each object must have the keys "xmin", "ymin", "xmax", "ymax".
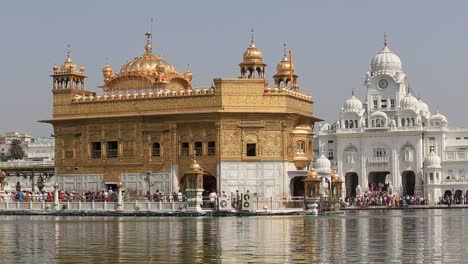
[
  {"xmin": 239, "ymin": 29, "xmax": 266, "ymax": 79},
  {"xmin": 273, "ymin": 44, "xmax": 298, "ymax": 89},
  {"xmin": 51, "ymin": 45, "xmax": 86, "ymax": 90}
]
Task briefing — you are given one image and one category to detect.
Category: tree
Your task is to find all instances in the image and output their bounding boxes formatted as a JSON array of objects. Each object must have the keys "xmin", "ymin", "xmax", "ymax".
[{"xmin": 10, "ymin": 139, "xmax": 25, "ymax": 160}]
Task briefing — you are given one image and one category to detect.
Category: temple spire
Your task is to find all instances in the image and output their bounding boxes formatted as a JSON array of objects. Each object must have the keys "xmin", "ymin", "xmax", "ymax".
[
  {"xmin": 66, "ymin": 44, "xmax": 71, "ymax": 62},
  {"xmin": 384, "ymin": 32, "xmax": 388, "ymax": 46},
  {"xmin": 250, "ymin": 28, "xmax": 254, "ymax": 45},
  {"xmin": 283, "ymin": 43, "xmax": 287, "ymax": 59},
  {"xmin": 144, "ymin": 32, "xmax": 153, "ymax": 53}
]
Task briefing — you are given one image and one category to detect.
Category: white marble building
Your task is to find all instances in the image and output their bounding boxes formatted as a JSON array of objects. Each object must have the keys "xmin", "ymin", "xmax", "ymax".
[{"xmin": 316, "ymin": 37, "xmax": 468, "ymax": 204}]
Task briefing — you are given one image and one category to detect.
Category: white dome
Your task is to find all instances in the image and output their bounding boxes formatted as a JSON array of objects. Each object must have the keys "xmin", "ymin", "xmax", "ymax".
[
  {"xmin": 400, "ymin": 93, "xmax": 420, "ymax": 112},
  {"xmin": 419, "ymin": 98, "xmax": 430, "ymax": 117},
  {"xmin": 424, "ymin": 151, "xmax": 441, "ymax": 169},
  {"xmin": 343, "ymin": 95, "xmax": 363, "ymax": 113},
  {"xmin": 315, "ymin": 154, "xmax": 331, "ymax": 174},
  {"xmin": 429, "ymin": 112, "xmax": 447, "ymax": 126},
  {"xmin": 371, "ymin": 45, "xmax": 402, "ymax": 73},
  {"xmin": 320, "ymin": 123, "xmax": 331, "ymax": 131}
]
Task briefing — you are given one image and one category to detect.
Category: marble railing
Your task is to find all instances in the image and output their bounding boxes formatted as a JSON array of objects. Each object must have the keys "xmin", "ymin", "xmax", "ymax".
[
  {"xmin": 0, "ymin": 160, "xmax": 54, "ymax": 168},
  {"xmin": 367, "ymin": 157, "xmax": 389, "ymax": 164},
  {"xmin": 443, "ymin": 179, "xmax": 468, "ymax": 183},
  {"xmin": 445, "ymin": 151, "xmax": 468, "ymax": 161}
]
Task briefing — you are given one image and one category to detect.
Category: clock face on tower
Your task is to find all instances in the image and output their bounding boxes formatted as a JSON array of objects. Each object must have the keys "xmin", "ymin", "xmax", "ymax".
[{"xmin": 378, "ymin": 79, "xmax": 388, "ymax": 89}]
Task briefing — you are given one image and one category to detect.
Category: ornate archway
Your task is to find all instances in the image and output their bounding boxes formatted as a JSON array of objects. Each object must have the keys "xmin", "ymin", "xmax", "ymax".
[
  {"xmin": 368, "ymin": 171, "xmax": 390, "ymax": 191},
  {"xmin": 402, "ymin": 171, "xmax": 415, "ymax": 195},
  {"xmin": 290, "ymin": 176, "xmax": 306, "ymax": 197},
  {"xmin": 345, "ymin": 172, "xmax": 358, "ymax": 197}
]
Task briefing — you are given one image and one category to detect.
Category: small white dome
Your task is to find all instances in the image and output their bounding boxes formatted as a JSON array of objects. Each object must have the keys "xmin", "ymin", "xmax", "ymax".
[
  {"xmin": 343, "ymin": 95, "xmax": 363, "ymax": 113},
  {"xmin": 400, "ymin": 93, "xmax": 420, "ymax": 112},
  {"xmin": 424, "ymin": 151, "xmax": 441, "ymax": 169},
  {"xmin": 429, "ymin": 112, "xmax": 447, "ymax": 127},
  {"xmin": 320, "ymin": 123, "xmax": 331, "ymax": 131},
  {"xmin": 315, "ymin": 154, "xmax": 331, "ymax": 174},
  {"xmin": 371, "ymin": 45, "xmax": 402, "ymax": 73},
  {"xmin": 419, "ymin": 98, "xmax": 430, "ymax": 116}
]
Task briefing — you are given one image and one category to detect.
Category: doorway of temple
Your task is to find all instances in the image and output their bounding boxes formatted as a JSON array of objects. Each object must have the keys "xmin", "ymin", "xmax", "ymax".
[
  {"xmin": 402, "ymin": 171, "xmax": 416, "ymax": 195},
  {"xmin": 290, "ymin": 176, "xmax": 306, "ymax": 197},
  {"xmin": 345, "ymin": 172, "xmax": 359, "ymax": 197},
  {"xmin": 368, "ymin": 171, "xmax": 390, "ymax": 192},
  {"xmin": 203, "ymin": 175, "xmax": 217, "ymax": 195}
]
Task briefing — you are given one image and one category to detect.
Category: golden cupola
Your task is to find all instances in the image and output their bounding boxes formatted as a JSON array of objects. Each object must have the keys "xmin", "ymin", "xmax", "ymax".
[
  {"xmin": 273, "ymin": 44, "xmax": 298, "ymax": 89},
  {"xmin": 51, "ymin": 46, "xmax": 86, "ymax": 90},
  {"xmin": 102, "ymin": 62, "xmax": 113, "ymax": 81},
  {"xmin": 184, "ymin": 68, "xmax": 193, "ymax": 82},
  {"xmin": 239, "ymin": 29, "xmax": 266, "ymax": 79},
  {"xmin": 101, "ymin": 32, "xmax": 191, "ymax": 91},
  {"xmin": 53, "ymin": 45, "xmax": 84, "ymax": 76},
  {"xmin": 119, "ymin": 33, "xmax": 178, "ymax": 75}
]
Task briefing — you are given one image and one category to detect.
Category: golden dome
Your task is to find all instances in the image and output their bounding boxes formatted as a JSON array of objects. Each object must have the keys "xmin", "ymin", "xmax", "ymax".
[
  {"xmin": 61, "ymin": 54, "xmax": 77, "ymax": 72},
  {"xmin": 119, "ymin": 33, "xmax": 178, "ymax": 75},
  {"xmin": 307, "ymin": 168, "xmax": 319, "ymax": 179},
  {"xmin": 243, "ymin": 43, "xmax": 264, "ymax": 63},
  {"xmin": 242, "ymin": 30, "xmax": 264, "ymax": 64},
  {"xmin": 102, "ymin": 63, "xmax": 113, "ymax": 79},
  {"xmin": 276, "ymin": 57, "xmax": 293, "ymax": 75},
  {"xmin": 331, "ymin": 167, "xmax": 342, "ymax": 182},
  {"xmin": 184, "ymin": 69, "xmax": 192, "ymax": 81}
]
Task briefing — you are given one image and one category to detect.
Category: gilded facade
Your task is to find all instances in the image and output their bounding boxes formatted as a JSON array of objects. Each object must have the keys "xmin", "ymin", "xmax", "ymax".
[{"xmin": 42, "ymin": 32, "xmax": 320, "ymax": 197}]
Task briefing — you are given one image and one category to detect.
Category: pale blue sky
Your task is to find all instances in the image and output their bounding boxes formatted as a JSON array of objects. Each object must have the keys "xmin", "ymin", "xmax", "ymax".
[{"xmin": 0, "ymin": 1, "xmax": 467, "ymax": 136}]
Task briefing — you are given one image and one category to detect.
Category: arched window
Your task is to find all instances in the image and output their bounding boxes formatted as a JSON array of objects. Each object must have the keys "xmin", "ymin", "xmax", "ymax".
[
  {"xmin": 296, "ymin": 141, "xmax": 305, "ymax": 153},
  {"xmin": 345, "ymin": 120, "xmax": 349, "ymax": 129},
  {"xmin": 152, "ymin": 142, "xmax": 161, "ymax": 157},
  {"xmin": 372, "ymin": 120, "xmax": 375, "ymax": 127},
  {"xmin": 349, "ymin": 120, "xmax": 354, "ymax": 128},
  {"xmin": 411, "ymin": 118, "xmax": 415, "ymax": 126},
  {"xmin": 355, "ymin": 120, "xmax": 358, "ymax": 128}
]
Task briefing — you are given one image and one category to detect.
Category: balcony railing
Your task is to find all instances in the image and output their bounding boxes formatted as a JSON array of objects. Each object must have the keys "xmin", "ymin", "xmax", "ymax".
[
  {"xmin": 367, "ymin": 157, "xmax": 389, "ymax": 165},
  {"xmin": 443, "ymin": 179, "xmax": 468, "ymax": 183},
  {"xmin": 0, "ymin": 160, "xmax": 54, "ymax": 168},
  {"xmin": 445, "ymin": 151, "xmax": 468, "ymax": 161}
]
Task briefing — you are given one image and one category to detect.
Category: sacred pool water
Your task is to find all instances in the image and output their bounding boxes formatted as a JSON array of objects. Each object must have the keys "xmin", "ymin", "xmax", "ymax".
[{"xmin": 0, "ymin": 209, "xmax": 466, "ymax": 263}]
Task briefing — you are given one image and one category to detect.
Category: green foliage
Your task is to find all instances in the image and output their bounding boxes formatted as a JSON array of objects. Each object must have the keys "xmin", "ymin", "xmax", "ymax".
[{"xmin": 10, "ymin": 139, "xmax": 25, "ymax": 160}]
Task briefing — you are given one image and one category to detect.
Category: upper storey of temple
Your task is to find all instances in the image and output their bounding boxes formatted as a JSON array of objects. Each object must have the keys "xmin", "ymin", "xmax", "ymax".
[{"xmin": 46, "ymin": 31, "xmax": 317, "ymax": 123}]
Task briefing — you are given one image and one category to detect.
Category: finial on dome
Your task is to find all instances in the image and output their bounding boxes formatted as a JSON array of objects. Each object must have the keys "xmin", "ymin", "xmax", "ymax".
[
  {"xmin": 384, "ymin": 32, "xmax": 388, "ymax": 46},
  {"xmin": 250, "ymin": 28, "xmax": 254, "ymax": 45},
  {"xmin": 351, "ymin": 88, "xmax": 355, "ymax": 96},
  {"xmin": 283, "ymin": 43, "xmax": 287, "ymax": 59},
  {"xmin": 66, "ymin": 44, "xmax": 72, "ymax": 62},
  {"xmin": 144, "ymin": 32, "xmax": 153, "ymax": 53}
]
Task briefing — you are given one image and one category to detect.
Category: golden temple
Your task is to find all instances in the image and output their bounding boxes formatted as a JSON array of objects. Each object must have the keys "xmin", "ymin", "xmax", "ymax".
[{"xmin": 42, "ymin": 31, "xmax": 320, "ymax": 196}]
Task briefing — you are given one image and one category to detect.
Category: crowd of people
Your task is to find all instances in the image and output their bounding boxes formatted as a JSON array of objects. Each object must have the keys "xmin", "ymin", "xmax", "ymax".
[
  {"xmin": 439, "ymin": 194, "xmax": 468, "ymax": 205},
  {"xmin": 0, "ymin": 189, "xmax": 122, "ymax": 203},
  {"xmin": 343, "ymin": 189, "xmax": 429, "ymax": 208}
]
